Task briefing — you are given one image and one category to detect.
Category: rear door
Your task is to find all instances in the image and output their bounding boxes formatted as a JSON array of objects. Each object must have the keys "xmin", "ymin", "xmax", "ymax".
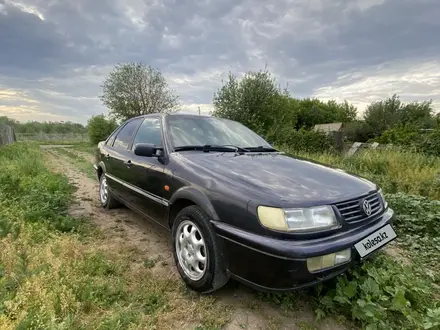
[
  {"xmin": 125, "ymin": 116, "xmax": 169, "ymax": 227},
  {"xmin": 104, "ymin": 118, "xmax": 143, "ymax": 201}
]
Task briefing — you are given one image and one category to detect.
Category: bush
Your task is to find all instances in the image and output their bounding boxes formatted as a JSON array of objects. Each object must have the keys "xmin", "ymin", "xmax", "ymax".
[
  {"xmin": 87, "ymin": 114, "xmax": 118, "ymax": 145},
  {"xmin": 417, "ymin": 129, "xmax": 440, "ymax": 156},
  {"xmin": 343, "ymin": 121, "xmax": 375, "ymax": 142},
  {"xmin": 273, "ymin": 128, "xmax": 334, "ymax": 153},
  {"xmin": 376, "ymin": 126, "xmax": 440, "ymax": 156},
  {"xmin": 376, "ymin": 125, "xmax": 419, "ymax": 146}
]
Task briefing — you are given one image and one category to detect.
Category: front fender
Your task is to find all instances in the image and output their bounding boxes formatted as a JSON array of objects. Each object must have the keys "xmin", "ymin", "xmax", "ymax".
[
  {"xmin": 169, "ymin": 186, "xmax": 220, "ymax": 221},
  {"xmin": 97, "ymin": 161, "xmax": 107, "ymax": 173}
]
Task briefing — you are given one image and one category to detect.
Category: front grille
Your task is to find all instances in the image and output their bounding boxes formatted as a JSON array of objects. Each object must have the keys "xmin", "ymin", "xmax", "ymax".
[{"xmin": 335, "ymin": 192, "xmax": 383, "ymax": 223}]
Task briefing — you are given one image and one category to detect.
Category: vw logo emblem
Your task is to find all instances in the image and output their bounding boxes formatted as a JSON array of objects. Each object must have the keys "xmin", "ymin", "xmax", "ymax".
[{"xmin": 362, "ymin": 199, "xmax": 372, "ymax": 216}]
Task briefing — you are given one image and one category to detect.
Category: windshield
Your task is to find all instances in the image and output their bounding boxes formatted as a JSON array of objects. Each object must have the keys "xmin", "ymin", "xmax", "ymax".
[{"xmin": 166, "ymin": 116, "xmax": 271, "ymax": 149}]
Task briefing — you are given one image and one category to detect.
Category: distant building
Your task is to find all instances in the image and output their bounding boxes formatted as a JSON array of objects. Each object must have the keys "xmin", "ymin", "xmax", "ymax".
[{"xmin": 313, "ymin": 122, "xmax": 344, "ymax": 135}]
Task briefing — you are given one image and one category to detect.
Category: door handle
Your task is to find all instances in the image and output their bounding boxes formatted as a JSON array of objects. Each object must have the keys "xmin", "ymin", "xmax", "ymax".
[{"xmin": 124, "ymin": 160, "xmax": 133, "ymax": 168}]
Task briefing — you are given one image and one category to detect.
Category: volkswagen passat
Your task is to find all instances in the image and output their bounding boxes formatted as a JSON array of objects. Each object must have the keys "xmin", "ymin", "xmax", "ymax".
[{"xmin": 93, "ymin": 113, "xmax": 396, "ymax": 293}]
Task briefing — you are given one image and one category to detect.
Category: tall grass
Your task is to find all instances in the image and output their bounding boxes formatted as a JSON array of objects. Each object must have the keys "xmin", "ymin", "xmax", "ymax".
[{"xmin": 283, "ymin": 147, "xmax": 440, "ymax": 200}]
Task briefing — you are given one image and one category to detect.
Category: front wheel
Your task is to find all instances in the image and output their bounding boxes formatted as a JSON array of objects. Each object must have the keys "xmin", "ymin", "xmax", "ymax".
[{"xmin": 172, "ymin": 205, "xmax": 229, "ymax": 293}]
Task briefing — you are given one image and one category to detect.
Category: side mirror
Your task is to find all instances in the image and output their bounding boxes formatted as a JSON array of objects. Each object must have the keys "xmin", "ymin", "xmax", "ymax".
[{"xmin": 134, "ymin": 143, "xmax": 162, "ymax": 157}]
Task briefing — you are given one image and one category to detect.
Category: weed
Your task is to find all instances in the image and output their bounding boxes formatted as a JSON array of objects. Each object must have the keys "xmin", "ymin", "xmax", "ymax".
[
  {"xmin": 297, "ymin": 321, "xmax": 318, "ymax": 330},
  {"xmin": 143, "ymin": 257, "xmax": 159, "ymax": 269}
]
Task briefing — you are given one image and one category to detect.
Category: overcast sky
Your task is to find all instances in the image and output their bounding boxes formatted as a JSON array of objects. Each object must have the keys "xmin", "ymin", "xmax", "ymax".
[{"xmin": 1, "ymin": 0, "xmax": 440, "ymax": 124}]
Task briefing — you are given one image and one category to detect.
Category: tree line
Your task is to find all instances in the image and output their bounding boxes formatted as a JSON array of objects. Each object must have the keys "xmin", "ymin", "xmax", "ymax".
[
  {"xmin": 3, "ymin": 62, "xmax": 439, "ymax": 152},
  {"xmin": 94, "ymin": 63, "xmax": 439, "ymax": 153},
  {"xmin": 0, "ymin": 116, "xmax": 87, "ymax": 135}
]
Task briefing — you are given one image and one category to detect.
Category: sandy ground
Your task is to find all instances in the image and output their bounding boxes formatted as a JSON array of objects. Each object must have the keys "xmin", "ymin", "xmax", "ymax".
[{"xmin": 42, "ymin": 146, "xmax": 350, "ymax": 330}]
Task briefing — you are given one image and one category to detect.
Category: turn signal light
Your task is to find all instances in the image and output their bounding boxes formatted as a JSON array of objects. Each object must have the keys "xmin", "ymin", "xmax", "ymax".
[{"xmin": 306, "ymin": 248, "xmax": 351, "ymax": 273}]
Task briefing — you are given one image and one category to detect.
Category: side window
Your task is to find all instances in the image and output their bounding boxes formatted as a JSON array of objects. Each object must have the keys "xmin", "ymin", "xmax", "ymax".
[
  {"xmin": 132, "ymin": 117, "xmax": 162, "ymax": 150},
  {"xmin": 113, "ymin": 118, "xmax": 142, "ymax": 150},
  {"xmin": 106, "ymin": 128, "xmax": 119, "ymax": 146}
]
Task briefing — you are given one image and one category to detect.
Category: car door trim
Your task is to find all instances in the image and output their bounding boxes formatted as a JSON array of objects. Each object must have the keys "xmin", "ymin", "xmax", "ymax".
[{"xmin": 105, "ymin": 173, "xmax": 169, "ymax": 206}]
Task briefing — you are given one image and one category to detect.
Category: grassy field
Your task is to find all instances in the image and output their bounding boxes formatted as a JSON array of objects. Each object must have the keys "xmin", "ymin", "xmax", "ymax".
[{"xmin": 0, "ymin": 143, "xmax": 229, "ymax": 329}]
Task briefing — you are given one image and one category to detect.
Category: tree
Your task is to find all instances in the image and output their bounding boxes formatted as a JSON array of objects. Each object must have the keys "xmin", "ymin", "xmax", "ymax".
[
  {"xmin": 293, "ymin": 99, "xmax": 357, "ymax": 129},
  {"xmin": 212, "ymin": 68, "xmax": 295, "ymax": 136},
  {"xmin": 87, "ymin": 114, "xmax": 118, "ymax": 145},
  {"xmin": 343, "ymin": 121, "xmax": 374, "ymax": 142},
  {"xmin": 364, "ymin": 94, "xmax": 401, "ymax": 136},
  {"xmin": 100, "ymin": 63, "xmax": 180, "ymax": 121},
  {"xmin": 364, "ymin": 94, "xmax": 435, "ymax": 136}
]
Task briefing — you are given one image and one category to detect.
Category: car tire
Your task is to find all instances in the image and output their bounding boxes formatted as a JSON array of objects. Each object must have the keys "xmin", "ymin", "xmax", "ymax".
[
  {"xmin": 172, "ymin": 205, "xmax": 229, "ymax": 293},
  {"xmin": 99, "ymin": 173, "xmax": 119, "ymax": 209}
]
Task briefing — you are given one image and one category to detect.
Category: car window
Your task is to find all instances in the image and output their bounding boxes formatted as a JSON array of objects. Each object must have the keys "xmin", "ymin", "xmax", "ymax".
[
  {"xmin": 167, "ymin": 116, "xmax": 270, "ymax": 148},
  {"xmin": 132, "ymin": 117, "xmax": 162, "ymax": 150},
  {"xmin": 113, "ymin": 118, "xmax": 142, "ymax": 150},
  {"xmin": 106, "ymin": 128, "xmax": 119, "ymax": 146}
]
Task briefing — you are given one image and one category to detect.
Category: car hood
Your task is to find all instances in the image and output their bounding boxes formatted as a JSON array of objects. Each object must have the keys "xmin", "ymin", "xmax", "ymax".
[{"xmin": 172, "ymin": 151, "xmax": 376, "ymax": 206}]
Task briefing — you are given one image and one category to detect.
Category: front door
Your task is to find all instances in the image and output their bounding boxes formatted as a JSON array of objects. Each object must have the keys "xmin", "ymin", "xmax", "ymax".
[
  {"xmin": 125, "ymin": 116, "xmax": 169, "ymax": 228},
  {"xmin": 104, "ymin": 118, "xmax": 143, "ymax": 202}
]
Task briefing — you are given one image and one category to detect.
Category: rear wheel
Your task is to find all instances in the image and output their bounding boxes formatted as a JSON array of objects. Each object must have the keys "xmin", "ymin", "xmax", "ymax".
[
  {"xmin": 172, "ymin": 205, "xmax": 229, "ymax": 293},
  {"xmin": 99, "ymin": 174, "xmax": 119, "ymax": 209}
]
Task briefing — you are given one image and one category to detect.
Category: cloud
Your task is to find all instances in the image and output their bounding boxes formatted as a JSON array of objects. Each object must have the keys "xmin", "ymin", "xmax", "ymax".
[
  {"xmin": 314, "ymin": 58, "xmax": 440, "ymax": 114},
  {"xmin": 0, "ymin": 0, "xmax": 439, "ymax": 124}
]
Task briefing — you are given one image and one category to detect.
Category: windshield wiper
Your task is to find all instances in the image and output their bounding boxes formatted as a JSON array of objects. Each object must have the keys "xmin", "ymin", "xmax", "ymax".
[
  {"xmin": 244, "ymin": 146, "xmax": 279, "ymax": 152},
  {"xmin": 174, "ymin": 144, "xmax": 249, "ymax": 153}
]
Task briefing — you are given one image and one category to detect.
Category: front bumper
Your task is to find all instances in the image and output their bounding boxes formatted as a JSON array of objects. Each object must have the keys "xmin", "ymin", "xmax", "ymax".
[{"xmin": 212, "ymin": 208, "xmax": 395, "ymax": 292}]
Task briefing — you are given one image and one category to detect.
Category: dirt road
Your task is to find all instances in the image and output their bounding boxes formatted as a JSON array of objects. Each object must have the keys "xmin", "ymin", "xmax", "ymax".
[{"xmin": 43, "ymin": 146, "xmax": 349, "ymax": 330}]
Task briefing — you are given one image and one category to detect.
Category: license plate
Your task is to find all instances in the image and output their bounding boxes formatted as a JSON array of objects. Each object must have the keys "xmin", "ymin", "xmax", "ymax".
[{"xmin": 354, "ymin": 224, "xmax": 397, "ymax": 258}]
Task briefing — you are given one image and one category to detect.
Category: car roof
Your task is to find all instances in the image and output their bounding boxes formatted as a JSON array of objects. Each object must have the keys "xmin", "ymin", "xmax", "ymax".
[{"xmin": 129, "ymin": 113, "xmax": 213, "ymax": 121}]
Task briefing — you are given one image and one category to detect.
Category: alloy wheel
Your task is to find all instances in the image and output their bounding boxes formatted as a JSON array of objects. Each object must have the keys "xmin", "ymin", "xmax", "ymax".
[
  {"xmin": 175, "ymin": 220, "xmax": 207, "ymax": 281},
  {"xmin": 100, "ymin": 176, "xmax": 108, "ymax": 205}
]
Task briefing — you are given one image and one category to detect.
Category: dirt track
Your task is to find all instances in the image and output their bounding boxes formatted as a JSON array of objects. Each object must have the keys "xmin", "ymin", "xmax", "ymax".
[{"xmin": 43, "ymin": 146, "xmax": 349, "ymax": 330}]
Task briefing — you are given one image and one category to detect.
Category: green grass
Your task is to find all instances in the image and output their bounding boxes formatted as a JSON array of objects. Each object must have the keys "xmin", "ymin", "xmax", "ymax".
[
  {"xmin": 71, "ymin": 142, "xmax": 96, "ymax": 155},
  {"xmin": 53, "ymin": 147, "xmax": 96, "ymax": 179},
  {"xmin": 0, "ymin": 143, "xmax": 230, "ymax": 329}
]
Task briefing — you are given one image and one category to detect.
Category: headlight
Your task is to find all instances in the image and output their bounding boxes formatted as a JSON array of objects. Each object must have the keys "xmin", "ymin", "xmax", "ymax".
[
  {"xmin": 378, "ymin": 189, "xmax": 388, "ymax": 209},
  {"xmin": 257, "ymin": 205, "xmax": 339, "ymax": 232}
]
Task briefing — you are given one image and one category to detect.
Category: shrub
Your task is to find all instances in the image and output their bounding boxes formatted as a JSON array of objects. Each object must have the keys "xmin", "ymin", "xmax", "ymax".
[
  {"xmin": 274, "ymin": 128, "xmax": 334, "ymax": 153},
  {"xmin": 375, "ymin": 125, "xmax": 440, "ymax": 156},
  {"xmin": 343, "ymin": 121, "xmax": 375, "ymax": 142},
  {"xmin": 87, "ymin": 114, "xmax": 118, "ymax": 145},
  {"xmin": 417, "ymin": 128, "xmax": 440, "ymax": 156},
  {"xmin": 376, "ymin": 125, "xmax": 419, "ymax": 146}
]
